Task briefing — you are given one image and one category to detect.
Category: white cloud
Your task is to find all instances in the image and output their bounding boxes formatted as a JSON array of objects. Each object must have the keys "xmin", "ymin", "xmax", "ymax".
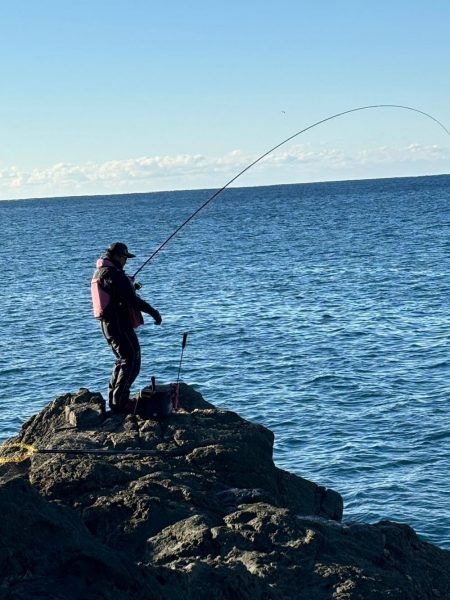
[{"xmin": 0, "ymin": 143, "xmax": 449, "ymax": 200}]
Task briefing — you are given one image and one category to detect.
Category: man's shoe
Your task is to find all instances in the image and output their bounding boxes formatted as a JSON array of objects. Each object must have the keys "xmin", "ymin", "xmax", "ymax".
[
  {"xmin": 122, "ymin": 400, "xmax": 138, "ymax": 414},
  {"xmin": 110, "ymin": 400, "xmax": 137, "ymax": 415}
]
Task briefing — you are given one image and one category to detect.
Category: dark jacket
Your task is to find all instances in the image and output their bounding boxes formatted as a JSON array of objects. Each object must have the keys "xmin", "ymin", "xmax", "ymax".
[{"xmin": 94, "ymin": 255, "xmax": 159, "ymax": 328}]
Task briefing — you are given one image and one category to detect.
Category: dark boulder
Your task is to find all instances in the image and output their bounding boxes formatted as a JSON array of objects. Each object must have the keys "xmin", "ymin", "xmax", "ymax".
[{"xmin": 0, "ymin": 384, "xmax": 449, "ymax": 599}]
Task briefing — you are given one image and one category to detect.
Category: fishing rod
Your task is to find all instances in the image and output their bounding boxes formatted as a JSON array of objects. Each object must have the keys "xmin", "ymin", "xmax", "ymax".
[
  {"xmin": 0, "ymin": 442, "xmax": 159, "ymax": 465},
  {"xmin": 133, "ymin": 104, "xmax": 450, "ymax": 278}
]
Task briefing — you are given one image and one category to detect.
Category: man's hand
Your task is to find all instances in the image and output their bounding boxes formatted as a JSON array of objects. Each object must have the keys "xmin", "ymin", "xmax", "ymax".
[{"xmin": 152, "ymin": 310, "xmax": 162, "ymax": 325}]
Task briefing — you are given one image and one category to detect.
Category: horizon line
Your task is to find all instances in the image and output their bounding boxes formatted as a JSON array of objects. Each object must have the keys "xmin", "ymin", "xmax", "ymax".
[{"xmin": 0, "ymin": 171, "xmax": 448, "ymax": 204}]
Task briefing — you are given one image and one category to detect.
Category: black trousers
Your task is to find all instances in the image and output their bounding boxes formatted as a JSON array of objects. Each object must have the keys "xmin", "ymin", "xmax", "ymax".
[{"xmin": 101, "ymin": 319, "xmax": 141, "ymax": 409}]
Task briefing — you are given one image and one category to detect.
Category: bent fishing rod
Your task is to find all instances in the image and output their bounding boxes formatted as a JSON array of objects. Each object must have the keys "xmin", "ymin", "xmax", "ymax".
[{"xmin": 133, "ymin": 104, "xmax": 450, "ymax": 279}]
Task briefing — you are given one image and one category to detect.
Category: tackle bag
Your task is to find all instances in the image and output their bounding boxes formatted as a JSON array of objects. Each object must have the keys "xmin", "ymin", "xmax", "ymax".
[{"xmin": 135, "ymin": 381, "xmax": 179, "ymax": 419}]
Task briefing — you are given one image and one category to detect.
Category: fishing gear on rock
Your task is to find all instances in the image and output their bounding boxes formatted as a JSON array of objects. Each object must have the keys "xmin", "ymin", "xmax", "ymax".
[
  {"xmin": 133, "ymin": 104, "xmax": 450, "ymax": 278},
  {"xmin": 0, "ymin": 442, "xmax": 159, "ymax": 465}
]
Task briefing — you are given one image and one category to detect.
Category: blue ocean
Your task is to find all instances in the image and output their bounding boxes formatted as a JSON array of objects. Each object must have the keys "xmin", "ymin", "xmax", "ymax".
[{"xmin": 1, "ymin": 175, "xmax": 449, "ymax": 549}]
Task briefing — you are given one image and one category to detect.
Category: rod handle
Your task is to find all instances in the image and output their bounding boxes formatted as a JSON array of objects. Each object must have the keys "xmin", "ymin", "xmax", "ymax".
[{"xmin": 151, "ymin": 376, "xmax": 156, "ymax": 391}]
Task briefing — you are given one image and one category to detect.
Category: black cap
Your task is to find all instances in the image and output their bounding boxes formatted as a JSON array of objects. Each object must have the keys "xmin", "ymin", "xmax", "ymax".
[{"xmin": 106, "ymin": 242, "xmax": 136, "ymax": 258}]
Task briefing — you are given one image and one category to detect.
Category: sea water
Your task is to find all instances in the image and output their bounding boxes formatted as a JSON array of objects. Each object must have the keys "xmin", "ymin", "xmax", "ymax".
[{"xmin": 1, "ymin": 175, "xmax": 449, "ymax": 549}]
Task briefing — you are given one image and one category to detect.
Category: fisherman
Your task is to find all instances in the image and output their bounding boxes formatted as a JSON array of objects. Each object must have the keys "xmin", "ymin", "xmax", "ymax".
[{"xmin": 91, "ymin": 242, "xmax": 162, "ymax": 413}]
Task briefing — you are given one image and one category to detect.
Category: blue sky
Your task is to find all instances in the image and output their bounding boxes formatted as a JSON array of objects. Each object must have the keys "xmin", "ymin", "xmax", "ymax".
[{"xmin": 1, "ymin": 1, "xmax": 449, "ymax": 199}]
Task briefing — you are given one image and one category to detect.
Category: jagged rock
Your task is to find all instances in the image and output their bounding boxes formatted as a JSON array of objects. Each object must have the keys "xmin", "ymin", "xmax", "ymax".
[
  {"xmin": 0, "ymin": 384, "xmax": 449, "ymax": 599},
  {"xmin": 0, "ymin": 476, "xmax": 161, "ymax": 599},
  {"xmin": 65, "ymin": 402, "xmax": 104, "ymax": 428}
]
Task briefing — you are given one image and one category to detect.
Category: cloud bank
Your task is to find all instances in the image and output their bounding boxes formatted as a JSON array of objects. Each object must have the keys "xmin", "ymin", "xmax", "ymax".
[{"xmin": 0, "ymin": 143, "xmax": 448, "ymax": 200}]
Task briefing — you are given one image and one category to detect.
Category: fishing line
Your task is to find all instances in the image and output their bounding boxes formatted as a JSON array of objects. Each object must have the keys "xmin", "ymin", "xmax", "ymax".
[{"xmin": 133, "ymin": 104, "xmax": 450, "ymax": 278}]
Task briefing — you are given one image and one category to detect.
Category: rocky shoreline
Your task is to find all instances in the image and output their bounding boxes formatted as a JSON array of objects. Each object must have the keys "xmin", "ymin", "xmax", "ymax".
[{"xmin": 1, "ymin": 385, "xmax": 449, "ymax": 599}]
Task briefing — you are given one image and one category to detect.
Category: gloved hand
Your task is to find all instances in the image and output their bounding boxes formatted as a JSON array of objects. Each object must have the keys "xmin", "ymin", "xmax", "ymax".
[{"xmin": 152, "ymin": 309, "xmax": 162, "ymax": 325}]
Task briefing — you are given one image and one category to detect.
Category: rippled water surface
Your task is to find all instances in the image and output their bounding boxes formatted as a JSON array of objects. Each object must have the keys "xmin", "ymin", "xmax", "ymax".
[{"xmin": 1, "ymin": 175, "xmax": 449, "ymax": 548}]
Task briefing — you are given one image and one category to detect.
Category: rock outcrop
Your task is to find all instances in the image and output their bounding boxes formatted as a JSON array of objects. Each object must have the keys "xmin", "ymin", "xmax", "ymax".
[{"xmin": 1, "ymin": 385, "xmax": 449, "ymax": 599}]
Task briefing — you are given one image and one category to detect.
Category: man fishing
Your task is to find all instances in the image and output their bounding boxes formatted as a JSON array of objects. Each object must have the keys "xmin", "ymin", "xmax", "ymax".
[
  {"xmin": 89, "ymin": 107, "xmax": 448, "ymax": 413},
  {"xmin": 91, "ymin": 242, "xmax": 162, "ymax": 413}
]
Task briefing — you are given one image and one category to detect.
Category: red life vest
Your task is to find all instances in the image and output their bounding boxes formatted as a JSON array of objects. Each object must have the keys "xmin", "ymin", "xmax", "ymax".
[{"xmin": 91, "ymin": 258, "xmax": 144, "ymax": 328}]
